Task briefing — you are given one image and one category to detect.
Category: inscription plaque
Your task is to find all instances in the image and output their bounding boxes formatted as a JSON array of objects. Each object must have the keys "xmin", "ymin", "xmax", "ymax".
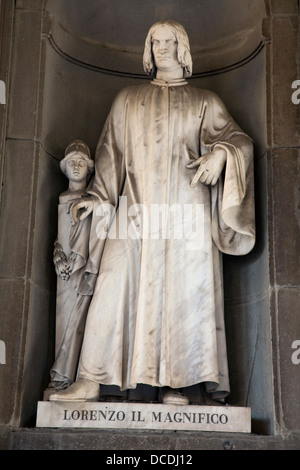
[{"xmin": 36, "ymin": 402, "xmax": 251, "ymax": 433}]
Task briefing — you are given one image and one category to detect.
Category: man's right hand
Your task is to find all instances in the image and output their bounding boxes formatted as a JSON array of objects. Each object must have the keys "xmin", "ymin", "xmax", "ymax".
[{"xmin": 71, "ymin": 198, "xmax": 93, "ymax": 224}]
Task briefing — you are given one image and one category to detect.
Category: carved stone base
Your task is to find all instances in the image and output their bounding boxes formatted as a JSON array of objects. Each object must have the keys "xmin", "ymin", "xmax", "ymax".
[{"xmin": 36, "ymin": 401, "xmax": 251, "ymax": 433}]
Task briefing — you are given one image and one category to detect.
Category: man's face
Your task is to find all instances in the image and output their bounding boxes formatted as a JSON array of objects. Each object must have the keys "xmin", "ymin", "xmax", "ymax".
[
  {"xmin": 65, "ymin": 154, "xmax": 88, "ymax": 183},
  {"xmin": 151, "ymin": 26, "xmax": 180, "ymax": 73}
]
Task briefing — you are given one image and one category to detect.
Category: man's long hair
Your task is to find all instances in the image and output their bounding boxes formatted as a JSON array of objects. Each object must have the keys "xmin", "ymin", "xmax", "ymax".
[{"xmin": 143, "ymin": 20, "xmax": 193, "ymax": 78}]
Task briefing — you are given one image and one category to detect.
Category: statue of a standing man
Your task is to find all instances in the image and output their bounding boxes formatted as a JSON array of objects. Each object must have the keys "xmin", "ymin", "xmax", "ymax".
[{"xmin": 50, "ymin": 20, "xmax": 255, "ymax": 404}]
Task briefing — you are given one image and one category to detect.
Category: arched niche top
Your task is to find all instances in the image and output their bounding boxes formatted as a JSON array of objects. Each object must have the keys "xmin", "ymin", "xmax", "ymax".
[{"xmin": 46, "ymin": 0, "xmax": 267, "ymax": 77}]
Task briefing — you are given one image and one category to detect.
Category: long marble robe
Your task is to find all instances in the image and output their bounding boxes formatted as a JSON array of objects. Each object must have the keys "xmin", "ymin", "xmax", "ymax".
[
  {"xmin": 50, "ymin": 189, "xmax": 97, "ymax": 387},
  {"xmin": 76, "ymin": 78, "xmax": 255, "ymax": 398}
]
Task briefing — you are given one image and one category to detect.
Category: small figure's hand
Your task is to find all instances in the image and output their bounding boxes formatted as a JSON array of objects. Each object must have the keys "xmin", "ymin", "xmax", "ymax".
[
  {"xmin": 58, "ymin": 262, "xmax": 72, "ymax": 281},
  {"xmin": 54, "ymin": 258, "xmax": 68, "ymax": 279},
  {"xmin": 53, "ymin": 246, "xmax": 69, "ymax": 280},
  {"xmin": 69, "ymin": 198, "xmax": 93, "ymax": 224},
  {"xmin": 54, "ymin": 255, "xmax": 75, "ymax": 281},
  {"xmin": 187, "ymin": 146, "xmax": 227, "ymax": 188}
]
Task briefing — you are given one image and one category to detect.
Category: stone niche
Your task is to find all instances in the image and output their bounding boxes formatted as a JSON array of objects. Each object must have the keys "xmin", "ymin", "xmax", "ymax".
[{"xmin": 1, "ymin": 0, "xmax": 277, "ymax": 438}]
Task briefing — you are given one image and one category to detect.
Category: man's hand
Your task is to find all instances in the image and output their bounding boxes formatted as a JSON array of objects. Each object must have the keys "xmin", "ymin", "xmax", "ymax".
[
  {"xmin": 69, "ymin": 198, "xmax": 93, "ymax": 224},
  {"xmin": 187, "ymin": 146, "xmax": 227, "ymax": 188}
]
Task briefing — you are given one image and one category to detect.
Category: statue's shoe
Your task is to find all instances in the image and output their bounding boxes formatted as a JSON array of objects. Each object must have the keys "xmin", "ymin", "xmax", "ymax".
[
  {"xmin": 162, "ymin": 390, "xmax": 189, "ymax": 406},
  {"xmin": 49, "ymin": 378, "xmax": 100, "ymax": 402}
]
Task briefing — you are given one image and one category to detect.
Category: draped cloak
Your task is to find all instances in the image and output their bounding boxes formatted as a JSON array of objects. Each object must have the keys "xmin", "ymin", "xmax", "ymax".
[{"xmin": 75, "ymin": 79, "xmax": 255, "ymax": 398}]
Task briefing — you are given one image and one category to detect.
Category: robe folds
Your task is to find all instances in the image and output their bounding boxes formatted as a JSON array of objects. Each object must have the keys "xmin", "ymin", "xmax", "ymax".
[
  {"xmin": 76, "ymin": 79, "xmax": 255, "ymax": 398},
  {"xmin": 51, "ymin": 190, "xmax": 97, "ymax": 387}
]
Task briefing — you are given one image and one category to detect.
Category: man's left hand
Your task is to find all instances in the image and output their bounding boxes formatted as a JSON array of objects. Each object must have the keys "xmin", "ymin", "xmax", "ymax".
[{"xmin": 187, "ymin": 146, "xmax": 227, "ymax": 188}]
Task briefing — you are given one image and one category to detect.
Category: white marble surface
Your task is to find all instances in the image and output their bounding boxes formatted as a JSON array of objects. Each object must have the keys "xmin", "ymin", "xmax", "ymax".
[
  {"xmin": 36, "ymin": 401, "xmax": 251, "ymax": 433},
  {"xmin": 49, "ymin": 141, "xmax": 96, "ymax": 388},
  {"xmin": 48, "ymin": 21, "xmax": 255, "ymax": 405},
  {"xmin": 71, "ymin": 21, "xmax": 255, "ymax": 398}
]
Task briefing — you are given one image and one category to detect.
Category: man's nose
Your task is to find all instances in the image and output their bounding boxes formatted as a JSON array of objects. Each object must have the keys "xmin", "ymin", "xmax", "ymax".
[{"xmin": 159, "ymin": 41, "xmax": 168, "ymax": 51}]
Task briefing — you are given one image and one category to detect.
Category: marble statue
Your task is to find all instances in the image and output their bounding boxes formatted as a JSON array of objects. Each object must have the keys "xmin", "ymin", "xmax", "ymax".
[
  {"xmin": 49, "ymin": 21, "xmax": 255, "ymax": 404},
  {"xmin": 48, "ymin": 140, "xmax": 96, "ymax": 392}
]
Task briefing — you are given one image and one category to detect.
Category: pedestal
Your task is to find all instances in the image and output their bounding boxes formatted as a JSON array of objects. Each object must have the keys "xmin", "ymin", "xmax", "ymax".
[{"xmin": 36, "ymin": 401, "xmax": 251, "ymax": 433}]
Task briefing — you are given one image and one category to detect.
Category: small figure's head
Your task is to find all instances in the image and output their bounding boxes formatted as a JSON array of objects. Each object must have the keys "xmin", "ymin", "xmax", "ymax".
[
  {"xmin": 60, "ymin": 140, "xmax": 94, "ymax": 183},
  {"xmin": 143, "ymin": 20, "xmax": 192, "ymax": 79}
]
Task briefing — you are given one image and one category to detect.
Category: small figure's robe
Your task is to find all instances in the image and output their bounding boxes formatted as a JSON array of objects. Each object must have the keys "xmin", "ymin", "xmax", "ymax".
[
  {"xmin": 77, "ymin": 79, "xmax": 255, "ymax": 398},
  {"xmin": 51, "ymin": 190, "xmax": 97, "ymax": 387}
]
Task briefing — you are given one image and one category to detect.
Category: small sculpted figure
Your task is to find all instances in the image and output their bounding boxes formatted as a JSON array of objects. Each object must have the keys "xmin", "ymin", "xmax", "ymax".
[{"xmin": 48, "ymin": 141, "xmax": 96, "ymax": 392}]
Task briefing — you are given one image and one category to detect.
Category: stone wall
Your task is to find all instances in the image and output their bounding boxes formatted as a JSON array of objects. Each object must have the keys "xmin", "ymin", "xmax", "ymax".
[{"xmin": 266, "ymin": 0, "xmax": 300, "ymax": 435}]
